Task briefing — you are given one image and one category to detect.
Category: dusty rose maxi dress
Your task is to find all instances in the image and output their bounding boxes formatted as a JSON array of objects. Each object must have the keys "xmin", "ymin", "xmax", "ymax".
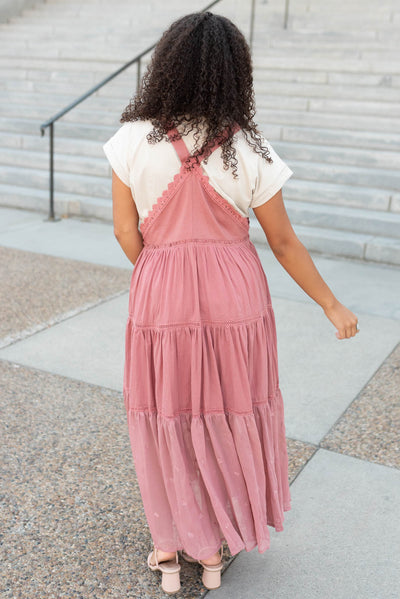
[{"xmin": 123, "ymin": 125, "xmax": 291, "ymax": 561}]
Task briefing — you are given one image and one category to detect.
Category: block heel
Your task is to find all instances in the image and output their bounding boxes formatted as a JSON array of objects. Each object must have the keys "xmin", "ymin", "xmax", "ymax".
[
  {"xmin": 161, "ymin": 568, "xmax": 181, "ymax": 595},
  {"xmin": 147, "ymin": 546, "xmax": 181, "ymax": 595},
  {"xmin": 198, "ymin": 546, "xmax": 224, "ymax": 590}
]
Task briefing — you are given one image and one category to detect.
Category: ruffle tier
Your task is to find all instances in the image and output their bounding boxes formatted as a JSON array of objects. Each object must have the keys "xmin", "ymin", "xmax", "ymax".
[
  {"xmin": 126, "ymin": 398, "xmax": 291, "ymax": 560},
  {"xmin": 127, "ymin": 238, "xmax": 273, "ymax": 328},
  {"xmin": 123, "ymin": 310, "xmax": 291, "ymax": 559}
]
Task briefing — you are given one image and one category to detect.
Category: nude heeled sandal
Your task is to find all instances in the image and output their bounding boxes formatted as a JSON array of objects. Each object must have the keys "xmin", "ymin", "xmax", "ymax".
[
  {"xmin": 180, "ymin": 546, "xmax": 224, "ymax": 590},
  {"xmin": 147, "ymin": 546, "xmax": 181, "ymax": 595},
  {"xmin": 199, "ymin": 546, "xmax": 224, "ymax": 590}
]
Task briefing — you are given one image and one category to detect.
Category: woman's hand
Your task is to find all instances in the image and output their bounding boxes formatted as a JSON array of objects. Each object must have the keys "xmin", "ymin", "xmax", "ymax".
[
  {"xmin": 322, "ymin": 299, "xmax": 359, "ymax": 340},
  {"xmin": 252, "ymin": 190, "xmax": 361, "ymax": 340}
]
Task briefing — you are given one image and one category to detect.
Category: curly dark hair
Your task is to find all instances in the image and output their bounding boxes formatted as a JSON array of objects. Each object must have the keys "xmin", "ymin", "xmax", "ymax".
[{"xmin": 120, "ymin": 11, "xmax": 273, "ymax": 178}]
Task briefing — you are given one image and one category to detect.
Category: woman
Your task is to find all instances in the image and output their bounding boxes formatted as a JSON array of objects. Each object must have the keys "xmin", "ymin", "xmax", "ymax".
[{"xmin": 103, "ymin": 11, "xmax": 358, "ymax": 594}]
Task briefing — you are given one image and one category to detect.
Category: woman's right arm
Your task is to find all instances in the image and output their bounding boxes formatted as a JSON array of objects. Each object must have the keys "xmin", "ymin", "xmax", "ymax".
[{"xmin": 252, "ymin": 189, "xmax": 359, "ymax": 340}]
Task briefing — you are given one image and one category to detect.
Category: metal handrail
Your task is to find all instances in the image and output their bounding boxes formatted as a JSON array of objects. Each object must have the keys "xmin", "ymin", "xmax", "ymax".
[
  {"xmin": 39, "ymin": 0, "xmax": 256, "ymax": 220},
  {"xmin": 284, "ymin": 0, "xmax": 290, "ymax": 29}
]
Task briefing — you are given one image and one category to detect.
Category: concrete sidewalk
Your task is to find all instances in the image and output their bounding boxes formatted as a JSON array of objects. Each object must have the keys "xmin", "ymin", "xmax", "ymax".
[{"xmin": 1, "ymin": 206, "xmax": 399, "ymax": 598}]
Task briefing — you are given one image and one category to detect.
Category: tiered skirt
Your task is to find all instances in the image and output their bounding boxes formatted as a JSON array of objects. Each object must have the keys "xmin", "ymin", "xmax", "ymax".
[{"xmin": 123, "ymin": 238, "xmax": 291, "ymax": 560}]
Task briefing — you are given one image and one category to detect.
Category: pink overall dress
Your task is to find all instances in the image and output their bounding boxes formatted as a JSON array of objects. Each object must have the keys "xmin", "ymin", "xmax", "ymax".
[{"xmin": 123, "ymin": 125, "xmax": 291, "ymax": 560}]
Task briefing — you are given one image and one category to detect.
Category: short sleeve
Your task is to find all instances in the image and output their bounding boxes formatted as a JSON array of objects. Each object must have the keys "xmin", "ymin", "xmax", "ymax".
[
  {"xmin": 250, "ymin": 138, "xmax": 293, "ymax": 209},
  {"xmin": 102, "ymin": 123, "xmax": 132, "ymax": 187}
]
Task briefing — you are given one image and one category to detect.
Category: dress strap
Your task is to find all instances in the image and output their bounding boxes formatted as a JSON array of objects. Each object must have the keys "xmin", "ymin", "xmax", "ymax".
[
  {"xmin": 167, "ymin": 128, "xmax": 191, "ymax": 163},
  {"xmin": 167, "ymin": 123, "xmax": 241, "ymax": 166}
]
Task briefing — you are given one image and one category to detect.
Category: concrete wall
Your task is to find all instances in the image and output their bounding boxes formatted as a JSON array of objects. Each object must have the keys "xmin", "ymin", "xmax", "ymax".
[{"xmin": 0, "ymin": 0, "xmax": 43, "ymax": 23}]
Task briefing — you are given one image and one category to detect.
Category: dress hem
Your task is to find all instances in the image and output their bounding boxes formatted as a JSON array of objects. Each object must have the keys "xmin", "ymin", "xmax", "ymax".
[{"xmin": 126, "ymin": 398, "xmax": 291, "ymax": 560}]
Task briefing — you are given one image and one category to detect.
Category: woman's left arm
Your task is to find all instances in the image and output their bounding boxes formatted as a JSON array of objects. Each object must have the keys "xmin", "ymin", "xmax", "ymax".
[{"xmin": 111, "ymin": 169, "xmax": 144, "ymax": 266}]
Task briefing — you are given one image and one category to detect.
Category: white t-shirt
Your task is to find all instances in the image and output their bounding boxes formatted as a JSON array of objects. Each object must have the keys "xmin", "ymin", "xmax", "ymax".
[{"xmin": 103, "ymin": 119, "xmax": 293, "ymax": 227}]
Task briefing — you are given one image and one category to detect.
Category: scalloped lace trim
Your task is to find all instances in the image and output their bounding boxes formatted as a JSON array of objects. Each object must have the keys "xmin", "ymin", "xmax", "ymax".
[
  {"xmin": 140, "ymin": 167, "xmax": 187, "ymax": 237},
  {"xmin": 197, "ymin": 168, "xmax": 249, "ymax": 231}
]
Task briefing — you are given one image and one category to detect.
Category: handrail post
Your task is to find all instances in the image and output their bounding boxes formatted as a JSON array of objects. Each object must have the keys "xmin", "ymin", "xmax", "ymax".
[
  {"xmin": 49, "ymin": 122, "xmax": 54, "ymax": 219},
  {"xmin": 47, "ymin": 122, "xmax": 57, "ymax": 221},
  {"xmin": 249, "ymin": 0, "xmax": 256, "ymax": 53},
  {"xmin": 41, "ymin": 122, "xmax": 60, "ymax": 222},
  {"xmin": 137, "ymin": 57, "xmax": 141, "ymax": 90},
  {"xmin": 284, "ymin": 0, "xmax": 290, "ymax": 29}
]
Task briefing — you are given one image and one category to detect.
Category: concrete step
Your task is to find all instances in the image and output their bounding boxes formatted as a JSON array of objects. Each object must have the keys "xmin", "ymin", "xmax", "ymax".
[
  {"xmin": 326, "ymin": 71, "xmax": 399, "ymax": 87},
  {"xmin": 0, "ymin": 131, "xmax": 105, "ymax": 157},
  {"xmin": 288, "ymin": 13, "xmax": 395, "ymax": 26},
  {"xmin": 9, "ymin": 10, "xmax": 199, "ymax": 23},
  {"xmin": 0, "ymin": 147, "xmax": 108, "ymax": 177},
  {"xmin": 0, "ymin": 116, "xmax": 115, "ymax": 140},
  {"xmin": 281, "ymin": 199, "xmax": 400, "ymax": 238},
  {"xmin": 0, "ymin": 92, "xmax": 136, "ymax": 119},
  {"xmin": 0, "ymin": 182, "xmax": 113, "ymax": 221},
  {"xmin": 257, "ymin": 108, "xmax": 400, "ymax": 134},
  {"xmin": 306, "ymin": 98, "xmax": 400, "ymax": 118},
  {"xmin": 250, "ymin": 219, "xmax": 400, "ymax": 265},
  {"xmin": 0, "ymin": 35, "xmax": 156, "ymax": 49},
  {"xmin": 288, "ymin": 1, "xmax": 394, "ymax": 9},
  {"xmin": 0, "ymin": 21, "xmax": 152, "ymax": 32},
  {"xmin": 0, "ymin": 116, "xmax": 44, "ymax": 136},
  {"xmin": 283, "ymin": 177, "xmax": 394, "ymax": 212},
  {"xmin": 0, "ymin": 77, "xmax": 135, "ymax": 98},
  {"xmin": 0, "ymin": 90, "xmax": 126, "ymax": 113},
  {"xmin": 0, "ymin": 67, "xmax": 117, "ymax": 84},
  {"xmin": 0, "ymin": 56, "xmax": 125, "ymax": 72},
  {"xmin": 0, "ymin": 164, "xmax": 110, "ymax": 198},
  {"xmin": 262, "ymin": 25, "xmax": 400, "ymax": 40},
  {"xmin": 263, "ymin": 36, "xmax": 400, "ymax": 51},
  {"xmin": 280, "ymin": 125, "xmax": 400, "ymax": 152},
  {"xmin": 13, "ymin": 5, "xmax": 202, "ymax": 19},
  {"xmin": 254, "ymin": 79, "xmax": 400, "ymax": 103},
  {"xmin": 272, "ymin": 140, "xmax": 400, "ymax": 170},
  {"xmin": 255, "ymin": 47, "xmax": 400, "ymax": 62},
  {"xmin": 287, "ymin": 159, "xmax": 399, "ymax": 191},
  {"xmin": 0, "ymin": 104, "xmax": 123, "ymax": 127},
  {"xmin": 252, "ymin": 56, "xmax": 400, "ymax": 75},
  {"xmin": 0, "ymin": 45, "xmax": 142, "ymax": 62}
]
